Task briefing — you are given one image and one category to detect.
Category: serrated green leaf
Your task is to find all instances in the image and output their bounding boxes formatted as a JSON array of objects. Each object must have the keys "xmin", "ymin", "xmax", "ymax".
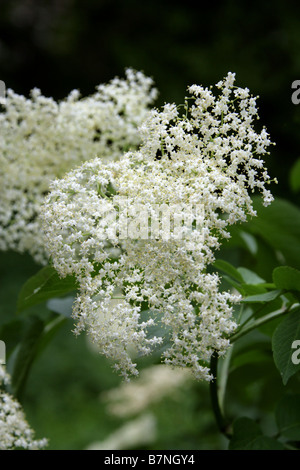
[
  {"xmin": 272, "ymin": 307, "xmax": 300, "ymax": 385},
  {"xmin": 17, "ymin": 266, "xmax": 78, "ymax": 313},
  {"xmin": 276, "ymin": 394, "xmax": 300, "ymax": 440}
]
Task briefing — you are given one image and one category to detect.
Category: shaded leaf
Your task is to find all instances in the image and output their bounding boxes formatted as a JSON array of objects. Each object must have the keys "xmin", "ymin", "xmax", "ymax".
[
  {"xmin": 213, "ymin": 259, "xmax": 243, "ymax": 282},
  {"xmin": 35, "ymin": 316, "xmax": 68, "ymax": 359},
  {"xmin": 238, "ymin": 230, "xmax": 258, "ymax": 255},
  {"xmin": 11, "ymin": 316, "xmax": 44, "ymax": 399},
  {"xmin": 240, "ymin": 284, "xmax": 267, "ymax": 296},
  {"xmin": 273, "ymin": 266, "xmax": 300, "ymax": 292},
  {"xmin": 237, "ymin": 267, "xmax": 265, "ymax": 285},
  {"xmin": 248, "ymin": 197, "xmax": 300, "ymax": 269},
  {"xmin": 272, "ymin": 308, "xmax": 300, "ymax": 385},
  {"xmin": 242, "ymin": 290, "xmax": 281, "ymax": 303},
  {"xmin": 229, "ymin": 417, "xmax": 285, "ymax": 450},
  {"xmin": 17, "ymin": 266, "xmax": 78, "ymax": 313},
  {"xmin": 276, "ymin": 394, "xmax": 300, "ymax": 440}
]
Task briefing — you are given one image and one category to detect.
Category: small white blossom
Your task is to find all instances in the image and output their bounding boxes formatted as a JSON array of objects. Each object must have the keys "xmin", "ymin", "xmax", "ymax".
[
  {"xmin": 86, "ymin": 413, "xmax": 157, "ymax": 450},
  {"xmin": 41, "ymin": 73, "xmax": 274, "ymax": 381},
  {"xmin": 0, "ymin": 365, "xmax": 47, "ymax": 450},
  {"xmin": 0, "ymin": 69, "xmax": 157, "ymax": 264},
  {"xmin": 102, "ymin": 364, "xmax": 191, "ymax": 417}
]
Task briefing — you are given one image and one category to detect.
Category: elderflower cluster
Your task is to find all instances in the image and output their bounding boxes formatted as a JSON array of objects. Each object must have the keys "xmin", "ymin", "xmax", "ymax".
[
  {"xmin": 0, "ymin": 365, "xmax": 48, "ymax": 450},
  {"xmin": 41, "ymin": 72, "xmax": 274, "ymax": 381},
  {"xmin": 86, "ymin": 413, "xmax": 157, "ymax": 450},
  {"xmin": 102, "ymin": 365, "xmax": 192, "ymax": 417},
  {"xmin": 0, "ymin": 69, "xmax": 157, "ymax": 264}
]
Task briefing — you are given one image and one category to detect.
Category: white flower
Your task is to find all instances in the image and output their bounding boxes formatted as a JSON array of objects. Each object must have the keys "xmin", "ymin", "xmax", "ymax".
[
  {"xmin": 0, "ymin": 365, "xmax": 47, "ymax": 450},
  {"xmin": 102, "ymin": 364, "xmax": 191, "ymax": 417},
  {"xmin": 0, "ymin": 69, "xmax": 157, "ymax": 264},
  {"xmin": 86, "ymin": 413, "xmax": 157, "ymax": 450},
  {"xmin": 41, "ymin": 72, "xmax": 274, "ymax": 381}
]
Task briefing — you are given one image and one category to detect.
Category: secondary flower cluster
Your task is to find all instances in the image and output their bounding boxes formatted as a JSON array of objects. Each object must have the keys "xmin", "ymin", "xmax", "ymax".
[
  {"xmin": 102, "ymin": 365, "xmax": 191, "ymax": 417},
  {"xmin": 41, "ymin": 72, "xmax": 274, "ymax": 381},
  {"xmin": 0, "ymin": 69, "xmax": 157, "ymax": 264},
  {"xmin": 0, "ymin": 365, "xmax": 47, "ymax": 450}
]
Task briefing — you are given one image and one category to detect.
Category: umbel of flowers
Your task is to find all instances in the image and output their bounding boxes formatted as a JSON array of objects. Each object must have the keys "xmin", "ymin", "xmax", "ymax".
[
  {"xmin": 41, "ymin": 72, "xmax": 274, "ymax": 381},
  {"xmin": 0, "ymin": 69, "xmax": 157, "ymax": 264}
]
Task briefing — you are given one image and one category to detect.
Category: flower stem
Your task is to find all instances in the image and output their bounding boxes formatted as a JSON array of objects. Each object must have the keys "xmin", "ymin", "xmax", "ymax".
[
  {"xmin": 229, "ymin": 305, "xmax": 293, "ymax": 343},
  {"xmin": 209, "ymin": 305, "xmax": 297, "ymax": 442},
  {"xmin": 209, "ymin": 351, "xmax": 231, "ymax": 439}
]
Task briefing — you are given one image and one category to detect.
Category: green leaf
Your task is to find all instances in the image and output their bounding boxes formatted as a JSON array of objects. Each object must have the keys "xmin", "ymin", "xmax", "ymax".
[
  {"xmin": 273, "ymin": 266, "xmax": 300, "ymax": 292},
  {"xmin": 276, "ymin": 394, "xmax": 300, "ymax": 440},
  {"xmin": 10, "ymin": 313, "xmax": 68, "ymax": 399},
  {"xmin": 230, "ymin": 349, "xmax": 272, "ymax": 371},
  {"xmin": 248, "ymin": 197, "xmax": 300, "ymax": 269},
  {"xmin": 35, "ymin": 316, "xmax": 68, "ymax": 359},
  {"xmin": 238, "ymin": 230, "xmax": 258, "ymax": 255},
  {"xmin": 221, "ymin": 275, "xmax": 244, "ymax": 292},
  {"xmin": 257, "ymin": 301, "xmax": 285, "ymax": 337},
  {"xmin": 213, "ymin": 259, "xmax": 243, "ymax": 282},
  {"xmin": 229, "ymin": 417, "xmax": 285, "ymax": 450},
  {"xmin": 240, "ymin": 284, "xmax": 267, "ymax": 296},
  {"xmin": 242, "ymin": 290, "xmax": 282, "ymax": 303},
  {"xmin": 237, "ymin": 267, "xmax": 265, "ymax": 285},
  {"xmin": 17, "ymin": 266, "xmax": 78, "ymax": 313},
  {"xmin": 11, "ymin": 315, "xmax": 44, "ymax": 399},
  {"xmin": 272, "ymin": 307, "xmax": 300, "ymax": 385},
  {"xmin": 290, "ymin": 158, "xmax": 300, "ymax": 193}
]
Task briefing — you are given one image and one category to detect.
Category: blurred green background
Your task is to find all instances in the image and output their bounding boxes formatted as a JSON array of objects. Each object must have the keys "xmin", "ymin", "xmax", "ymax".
[{"xmin": 1, "ymin": 0, "xmax": 300, "ymax": 450}]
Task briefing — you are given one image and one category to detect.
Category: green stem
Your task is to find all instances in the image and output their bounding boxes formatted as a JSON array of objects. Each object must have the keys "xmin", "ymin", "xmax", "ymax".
[
  {"xmin": 229, "ymin": 305, "xmax": 293, "ymax": 343},
  {"xmin": 209, "ymin": 304, "xmax": 296, "ymax": 439},
  {"xmin": 209, "ymin": 351, "xmax": 231, "ymax": 438},
  {"xmin": 238, "ymin": 290, "xmax": 284, "ymax": 329}
]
